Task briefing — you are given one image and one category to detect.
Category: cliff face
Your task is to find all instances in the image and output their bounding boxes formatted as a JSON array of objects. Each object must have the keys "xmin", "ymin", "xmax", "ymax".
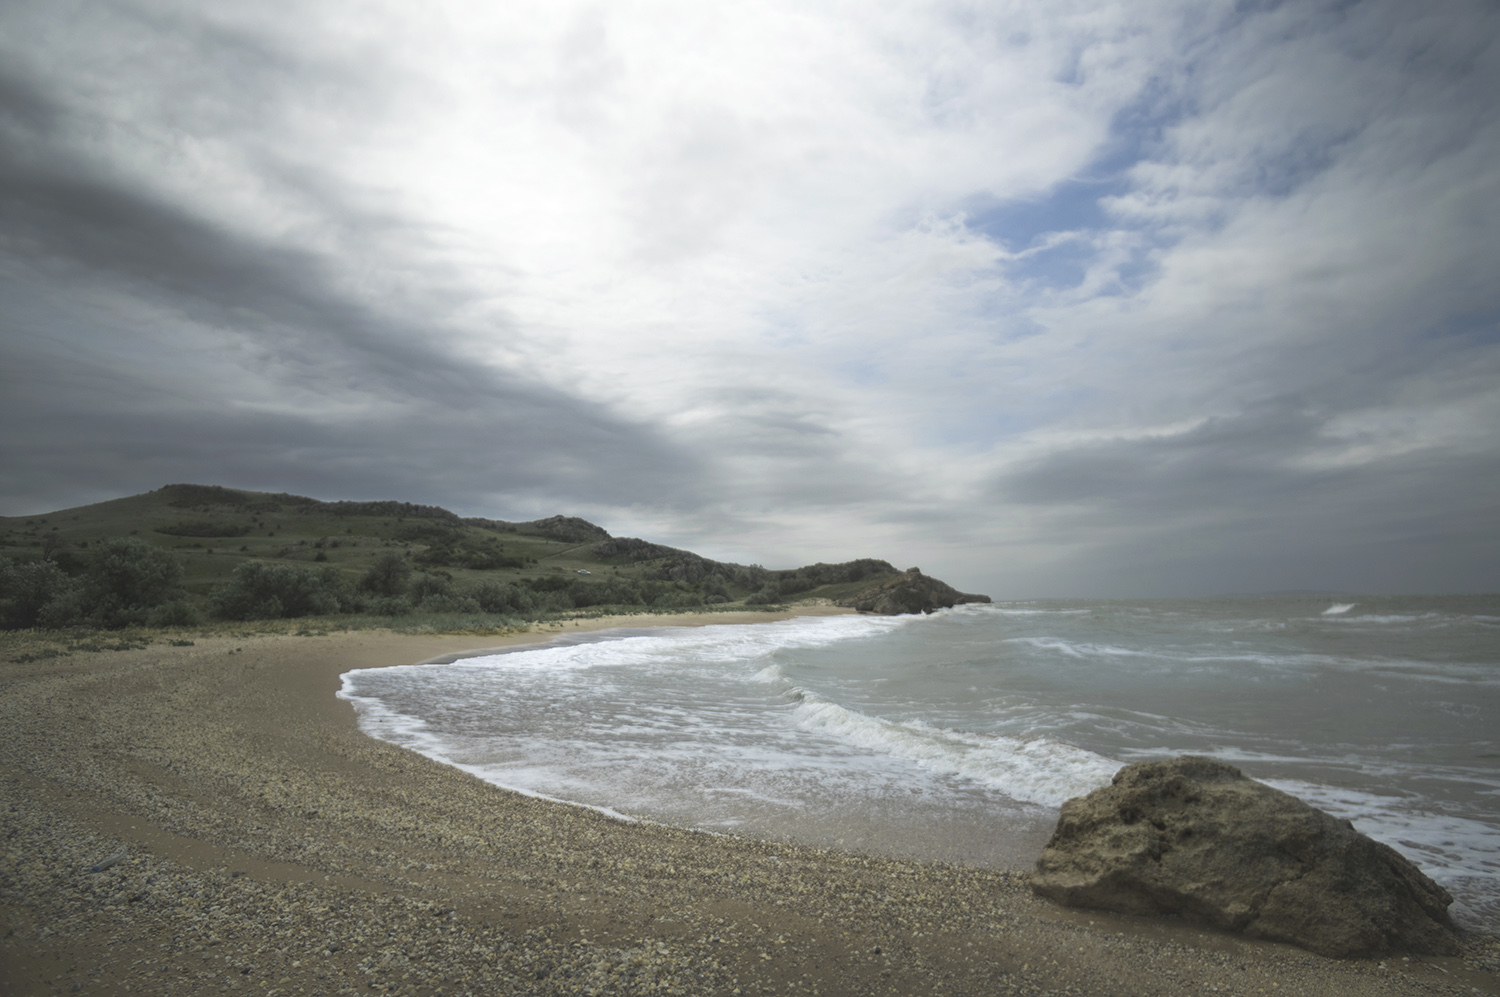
[{"xmin": 837, "ymin": 567, "xmax": 991, "ymax": 615}]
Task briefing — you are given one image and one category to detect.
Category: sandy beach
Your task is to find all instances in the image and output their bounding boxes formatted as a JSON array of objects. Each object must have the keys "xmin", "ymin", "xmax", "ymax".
[{"xmin": 2, "ymin": 613, "xmax": 1496, "ymax": 996}]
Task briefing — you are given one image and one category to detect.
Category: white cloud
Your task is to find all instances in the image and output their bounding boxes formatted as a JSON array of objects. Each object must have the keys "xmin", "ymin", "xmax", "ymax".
[{"xmin": 2, "ymin": 0, "xmax": 1498, "ymax": 594}]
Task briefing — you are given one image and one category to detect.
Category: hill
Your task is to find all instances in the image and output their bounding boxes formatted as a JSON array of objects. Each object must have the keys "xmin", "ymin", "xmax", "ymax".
[{"xmin": 0, "ymin": 484, "xmax": 988, "ymax": 629}]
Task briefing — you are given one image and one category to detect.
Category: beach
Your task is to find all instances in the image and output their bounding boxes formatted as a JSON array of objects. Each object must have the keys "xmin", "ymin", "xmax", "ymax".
[{"xmin": 2, "ymin": 614, "xmax": 1497, "ymax": 996}]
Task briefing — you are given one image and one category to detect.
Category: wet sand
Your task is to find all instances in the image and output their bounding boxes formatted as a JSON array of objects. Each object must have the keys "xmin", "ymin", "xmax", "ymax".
[{"xmin": 2, "ymin": 614, "xmax": 1497, "ymax": 996}]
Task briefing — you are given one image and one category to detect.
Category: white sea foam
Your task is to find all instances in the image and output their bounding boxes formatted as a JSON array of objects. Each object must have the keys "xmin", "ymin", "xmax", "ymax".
[
  {"xmin": 337, "ymin": 675, "xmax": 640, "ymax": 822},
  {"xmin": 474, "ymin": 612, "xmax": 914, "ymax": 669},
  {"xmin": 987, "ymin": 606, "xmax": 1091, "ymax": 616},
  {"xmin": 340, "ymin": 597, "xmax": 1500, "ymax": 927},
  {"xmin": 1328, "ymin": 613, "xmax": 1441, "ymax": 624},
  {"xmin": 1264, "ymin": 777, "xmax": 1500, "ymax": 926},
  {"xmin": 785, "ymin": 689, "xmax": 1117, "ymax": 807},
  {"xmin": 1322, "ymin": 603, "xmax": 1357, "ymax": 615},
  {"xmin": 1001, "ymin": 635, "xmax": 1500, "ymax": 686}
]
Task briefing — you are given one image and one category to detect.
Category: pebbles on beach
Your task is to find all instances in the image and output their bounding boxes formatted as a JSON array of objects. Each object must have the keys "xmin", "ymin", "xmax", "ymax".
[{"xmin": 2, "ymin": 629, "xmax": 1496, "ymax": 996}]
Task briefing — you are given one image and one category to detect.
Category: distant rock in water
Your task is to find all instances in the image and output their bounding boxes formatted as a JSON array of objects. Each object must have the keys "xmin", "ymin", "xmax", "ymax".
[
  {"xmin": 1030, "ymin": 756, "xmax": 1459, "ymax": 958},
  {"xmin": 838, "ymin": 567, "xmax": 991, "ymax": 616}
]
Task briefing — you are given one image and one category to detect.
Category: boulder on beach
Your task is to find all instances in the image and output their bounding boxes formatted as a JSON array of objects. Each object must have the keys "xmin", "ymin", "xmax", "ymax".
[
  {"xmin": 1030, "ymin": 756, "xmax": 1459, "ymax": 958},
  {"xmin": 837, "ymin": 567, "xmax": 991, "ymax": 616}
]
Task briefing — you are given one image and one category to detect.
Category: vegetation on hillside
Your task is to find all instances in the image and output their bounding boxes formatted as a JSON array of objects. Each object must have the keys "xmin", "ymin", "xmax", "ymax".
[{"xmin": 0, "ymin": 483, "xmax": 924, "ymax": 631}]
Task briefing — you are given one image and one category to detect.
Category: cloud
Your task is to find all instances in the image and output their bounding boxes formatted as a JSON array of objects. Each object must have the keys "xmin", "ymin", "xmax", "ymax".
[
  {"xmin": 1, "ymin": 0, "xmax": 1497, "ymax": 594},
  {"xmin": 0, "ymin": 38, "xmax": 703, "ymax": 519}
]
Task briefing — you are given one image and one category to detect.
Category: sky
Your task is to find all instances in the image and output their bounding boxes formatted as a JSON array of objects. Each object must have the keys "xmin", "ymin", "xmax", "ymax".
[{"xmin": 1, "ymin": 0, "xmax": 1497, "ymax": 598}]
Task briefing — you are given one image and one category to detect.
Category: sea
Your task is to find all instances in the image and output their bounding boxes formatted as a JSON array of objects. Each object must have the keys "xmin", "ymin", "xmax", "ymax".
[{"xmin": 338, "ymin": 595, "xmax": 1500, "ymax": 931}]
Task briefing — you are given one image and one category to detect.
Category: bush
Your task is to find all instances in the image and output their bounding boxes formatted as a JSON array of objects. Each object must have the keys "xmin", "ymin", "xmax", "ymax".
[
  {"xmin": 361, "ymin": 590, "xmax": 414, "ymax": 614},
  {"xmin": 0, "ymin": 540, "xmax": 189, "ymax": 629},
  {"xmin": 363, "ymin": 596, "xmax": 414, "ymax": 617},
  {"xmin": 149, "ymin": 599, "xmax": 203, "ymax": 627},
  {"xmin": 359, "ymin": 553, "xmax": 411, "ymax": 597},
  {"xmin": 88, "ymin": 538, "xmax": 185, "ymax": 627},
  {"xmin": 744, "ymin": 583, "xmax": 783, "ymax": 605},
  {"xmin": 408, "ymin": 572, "xmax": 453, "ymax": 603},
  {"xmin": 471, "ymin": 581, "xmax": 538, "ymax": 615},
  {"xmin": 156, "ymin": 521, "xmax": 251, "ymax": 538},
  {"xmin": 653, "ymin": 588, "xmax": 703, "ymax": 609},
  {"xmin": 566, "ymin": 578, "xmax": 646, "ymax": 608},
  {"xmin": 36, "ymin": 589, "xmax": 89, "ymax": 629},
  {"xmin": 214, "ymin": 562, "xmax": 355, "ymax": 620},
  {"xmin": 0, "ymin": 557, "xmax": 79, "ymax": 628},
  {"xmin": 417, "ymin": 593, "xmax": 482, "ymax": 614}
]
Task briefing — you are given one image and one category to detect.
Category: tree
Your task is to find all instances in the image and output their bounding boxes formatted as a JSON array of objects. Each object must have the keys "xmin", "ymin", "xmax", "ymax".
[
  {"xmin": 86, "ymin": 538, "xmax": 184, "ymax": 628},
  {"xmin": 91, "ymin": 538, "xmax": 181, "ymax": 604},
  {"xmin": 1, "ymin": 540, "xmax": 189, "ymax": 630},
  {"xmin": 359, "ymin": 552, "xmax": 411, "ymax": 597},
  {"xmin": 0, "ymin": 557, "xmax": 79, "ymax": 629}
]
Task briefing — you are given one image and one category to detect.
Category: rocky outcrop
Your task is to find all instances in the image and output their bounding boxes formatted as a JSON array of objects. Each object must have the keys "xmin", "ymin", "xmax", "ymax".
[
  {"xmin": 838, "ymin": 568, "xmax": 991, "ymax": 616},
  {"xmin": 1030, "ymin": 757, "xmax": 1458, "ymax": 958}
]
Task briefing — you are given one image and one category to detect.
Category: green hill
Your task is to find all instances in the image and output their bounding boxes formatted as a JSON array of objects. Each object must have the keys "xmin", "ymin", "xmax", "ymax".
[{"xmin": 0, "ymin": 484, "xmax": 986, "ymax": 630}]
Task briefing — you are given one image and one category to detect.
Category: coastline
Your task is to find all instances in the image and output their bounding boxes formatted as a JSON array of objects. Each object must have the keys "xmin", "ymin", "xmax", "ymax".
[{"xmin": 2, "ymin": 614, "xmax": 1496, "ymax": 995}]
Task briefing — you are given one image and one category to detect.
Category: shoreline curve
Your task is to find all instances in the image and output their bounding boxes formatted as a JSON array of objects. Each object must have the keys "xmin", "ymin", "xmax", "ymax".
[{"xmin": 2, "ymin": 614, "xmax": 1494, "ymax": 995}]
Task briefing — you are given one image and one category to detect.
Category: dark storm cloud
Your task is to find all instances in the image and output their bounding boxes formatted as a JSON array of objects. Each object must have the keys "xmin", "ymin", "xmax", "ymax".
[
  {"xmin": 0, "ymin": 64, "xmax": 702, "ymax": 520},
  {"xmin": 998, "ymin": 402, "xmax": 1335, "ymax": 512},
  {"xmin": 0, "ymin": 365, "xmax": 693, "ymax": 517},
  {"xmin": 990, "ymin": 396, "xmax": 1500, "ymax": 595},
  {"xmin": 0, "ymin": 69, "xmax": 55, "ymax": 136}
]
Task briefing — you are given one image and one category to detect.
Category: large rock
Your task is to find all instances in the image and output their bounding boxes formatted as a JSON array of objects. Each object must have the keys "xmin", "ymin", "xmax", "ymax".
[
  {"xmin": 1030, "ymin": 757, "xmax": 1458, "ymax": 957},
  {"xmin": 838, "ymin": 567, "xmax": 991, "ymax": 616}
]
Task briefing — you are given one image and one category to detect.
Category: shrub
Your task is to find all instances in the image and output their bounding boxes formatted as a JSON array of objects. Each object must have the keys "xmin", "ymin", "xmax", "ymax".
[
  {"xmin": 361, "ymin": 590, "xmax": 414, "ymax": 614},
  {"xmin": 471, "ymin": 581, "xmax": 538, "ymax": 615},
  {"xmin": 417, "ymin": 593, "xmax": 482, "ymax": 614},
  {"xmin": 653, "ymin": 588, "xmax": 703, "ymax": 609},
  {"xmin": 566, "ymin": 578, "xmax": 646, "ymax": 608},
  {"xmin": 156, "ymin": 521, "xmax": 251, "ymax": 537},
  {"xmin": 363, "ymin": 596, "xmax": 414, "ymax": 617},
  {"xmin": 408, "ymin": 572, "xmax": 453, "ymax": 603},
  {"xmin": 214, "ymin": 562, "xmax": 354, "ymax": 620},
  {"xmin": 86, "ymin": 538, "xmax": 185, "ymax": 628},
  {"xmin": 0, "ymin": 540, "xmax": 187, "ymax": 629},
  {"xmin": 744, "ymin": 582, "xmax": 783, "ymax": 605},
  {"xmin": 0, "ymin": 557, "xmax": 79, "ymax": 629},
  {"xmin": 359, "ymin": 552, "xmax": 411, "ymax": 597},
  {"xmin": 37, "ymin": 588, "xmax": 91, "ymax": 629},
  {"xmin": 149, "ymin": 599, "xmax": 203, "ymax": 627}
]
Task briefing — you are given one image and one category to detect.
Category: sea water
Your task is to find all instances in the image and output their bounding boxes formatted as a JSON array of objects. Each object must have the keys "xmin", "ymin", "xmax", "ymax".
[{"xmin": 338, "ymin": 596, "xmax": 1500, "ymax": 931}]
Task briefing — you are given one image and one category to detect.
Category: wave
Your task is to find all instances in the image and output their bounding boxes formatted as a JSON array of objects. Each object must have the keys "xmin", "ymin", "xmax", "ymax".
[
  {"xmin": 340, "ymin": 603, "xmax": 1499, "ymax": 927},
  {"xmin": 986, "ymin": 605, "xmax": 1092, "ymax": 616},
  {"xmin": 1321, "ymin": 612, "xmax": 1443, "ymax": 625},
  {"xmin": 1001, "ymin": 636, "xmax": 1500, "ymax": 685},
  {"xmin": 1266, "ymin": 778, "xmax": 1500, "ymax": 897},
  {"xmin": 1003, "ymin": 636, "xmax": 1311, "ymax": 668},
  {"xmin": 385, "ymin": 611, "xmax": 922, "ymax": 680},
  {"xmin": 785, "ymin": 688, "xmax": 1117, "ymax": 807},
  {"xmin": 1322, "ymin": 603, "xmax": 1357, "ymax": 615},
  {"xmin": 337, "ymin": 673, "xmax": 647, "ymax": 822}
]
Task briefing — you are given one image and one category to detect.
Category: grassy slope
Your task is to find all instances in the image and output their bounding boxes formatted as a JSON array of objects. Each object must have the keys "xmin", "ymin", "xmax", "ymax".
[{"xmin": 0, "ymin": 484, "xmax": 893, "ymax": 607}]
